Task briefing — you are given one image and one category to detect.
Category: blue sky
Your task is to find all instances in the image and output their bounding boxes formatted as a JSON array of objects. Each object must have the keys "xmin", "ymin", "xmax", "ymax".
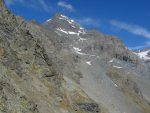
[{"xmin": 5, "ymin": 0, "xmax": 150, "ymax": 50}]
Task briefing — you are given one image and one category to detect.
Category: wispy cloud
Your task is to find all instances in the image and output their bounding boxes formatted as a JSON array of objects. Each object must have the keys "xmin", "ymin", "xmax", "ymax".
[
  {"xmin": 58, "ymin": 1, "xmax": 75, "ymax": 12},
  {"xmin": 37, "ymin": 0, "xmax": 50, "ymax": 12},
  {"xmin": 110, "ymin": 20, "xmax": 150, "ymax": 39},
  {"xmin": 5, "ymin": 0, "xmax": 24, "ymax": 6},
  {"xmin": 129, "ymin": 42, "xmax": 150, "ymax": 50},
  {"xmin": 5, "ymin": 0, "xmax": 51, "ymax": 12},
  {"xmin": 77, "ymin": 18, "xmax": 100, "ymax": 27}
]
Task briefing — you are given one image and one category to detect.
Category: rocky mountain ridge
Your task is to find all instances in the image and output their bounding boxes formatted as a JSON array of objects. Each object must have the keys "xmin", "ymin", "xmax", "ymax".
[{"xmin": 0, "ymin": 0, "xmax": 150, "ymax": 113}]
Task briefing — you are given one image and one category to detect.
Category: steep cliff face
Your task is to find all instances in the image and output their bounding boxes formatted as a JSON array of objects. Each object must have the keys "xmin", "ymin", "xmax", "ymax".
[
  {"xmin": 0, "ymin": 0, "xmax": 150, "ymax": 113},
  {"xmin": 0, "ymin": 1, "xmax": 102, "ymax": 113}
]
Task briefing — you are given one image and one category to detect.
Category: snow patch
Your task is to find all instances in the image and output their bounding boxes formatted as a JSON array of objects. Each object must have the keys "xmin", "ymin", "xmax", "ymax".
[
  {"xmin": 72, "ymin": 47, "xmax": 99, "ymax": 58},
  {"xmin": 68, "ymin": 31, "xmax": 80, "ymax": 36},
  {"xmin": 73, "ymin": 47, "xmax": 82, "ymax": 52},
  {"xmin": 58, "ymin": 15, "xmax": 86, "ymax": 35},
  {"xmin": 68, "ymin": 30, "xmax": 86, "ymax": 36},
  {"xmin": 79, "ymin": 38, "xmax": 87, "ymax": 41},
  {"xmin": 46, "ymin": 19, "xmax": 51, "ymax": 22},
  {"xmin": 58, "ymin": 17, "xmax": 66, "ymax": 20},
  {"xmin": 114, "ymin": 84, "xmax": 118, "ymax": 87},
  {"xmin": 137, "ymin": 50, "xmax": 150, "ymax": 60},
  {"xmin": 86, "ymin": 61, "xmax": 92, "ymax": 65},
  {"xmin": 109, "ymin": 58, "xmax": 114, "ymax": 63},
  {"xmin": 71, "ymin": 25, "xmax": 76, "ymax": 28},
  {"xmin": 57, "ymin": 28, "xmax": 86, "ymax": 36},
  {"xmin": 60, "ymin": 14, "xmax": 68, "ymax": 19},
  {"xmin": 72, "ymin": 46, "xmax": 88, "ymax": 55},
  {"xmin": 71, "ymin": 19, "xmax": 74, "ymax": 22},
  {"xmin": 79, "ymin": 30, "xmax": 86, "ymax": 35},
  {"xmin": 75, "ymin": 51, "xmax": 87, "ymax": 55},
  {"xmin": 58, "ymin": 15, "xmax": 75, "ymax": 25},
  {"xmin": 67, "ymin": 19, "xmax": 74, "ymax": 25},
  {"xmin": 113, "ymin": 65, "xmax": 122, "ymax": 69},
  {"xmin": 56, "ymin": 28, "xmax": 68, "ymax": 34},
  {"xmin": 80, "ymin": 27, "xmax": 84, "ymax": 30}
]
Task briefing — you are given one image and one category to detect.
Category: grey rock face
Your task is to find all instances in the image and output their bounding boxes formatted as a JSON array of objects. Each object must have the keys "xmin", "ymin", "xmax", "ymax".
[
  {"xmin": 0, "ymin": 1, "xmax": 102, "ymax": 113},
  {"xmin": 0, "ymin": 1, "xmax": 150, "ymax": 113},
  {"xmin": 42, "ymin": 14, "xmax": 150, "ymax": 113}
]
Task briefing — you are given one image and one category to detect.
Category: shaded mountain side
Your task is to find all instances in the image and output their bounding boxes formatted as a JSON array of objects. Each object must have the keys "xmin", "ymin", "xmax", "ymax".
[{"xmin": 0, "ymin": 0, "xmax": 150, "ymax": 113}]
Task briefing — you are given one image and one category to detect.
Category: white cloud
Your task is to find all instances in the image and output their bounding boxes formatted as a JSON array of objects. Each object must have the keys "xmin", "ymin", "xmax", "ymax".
[
  {"xmin": 129, "ymin": 41, "xmax": 150, "ymax": 50},
  {"xmin": 37, "ymin": 0, "xmax": 50, "ymax": 12},
  {"xmin": 77, "ymin": 18, "xmax": 100, "ymax": 27},
  {"xmin": 5, "ymin": 0, "xmax": 24, "ymax": 6},
  {"xmin": 58, "ymin": 1, "xmax": 74, "ymax": 12},
  {"xmin": 5, "ymin": 0, "xmax": 13, "ymax": 6},
  {"xmin": 5, "ymin": 0, "xmax": 51, "ymax": 12},
  {"xmin": 110, "ymin": 20, "xmax": 150, "ymax": 39}
]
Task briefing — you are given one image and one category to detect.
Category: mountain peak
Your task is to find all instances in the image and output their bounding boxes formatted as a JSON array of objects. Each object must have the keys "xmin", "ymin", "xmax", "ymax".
[
  {"xmin": 54, "ymin": 13, "xmax": 69, "ymax": 19},
  {"xmin": 46, "ymin": 13, "xmax": 75, "ymax": 25},
  {"xmin": 46, "ymin": 14, "xmax": 70, "ymax": 22},
  {"xmin": 44, "ymin": 13, "xmax": 86, "ymax": 36}
]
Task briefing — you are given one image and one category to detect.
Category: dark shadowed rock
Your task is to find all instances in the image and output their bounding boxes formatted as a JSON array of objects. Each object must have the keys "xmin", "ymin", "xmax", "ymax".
[{"xmin": 77, "ymin": 103, "xmax": 100, "ymax": 113}]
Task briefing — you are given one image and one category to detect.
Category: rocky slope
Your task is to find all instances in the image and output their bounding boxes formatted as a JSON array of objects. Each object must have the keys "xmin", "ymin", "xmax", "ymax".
[{"xmin": 0, "ymin": 0, "xmax": 150, "ymax": 113}]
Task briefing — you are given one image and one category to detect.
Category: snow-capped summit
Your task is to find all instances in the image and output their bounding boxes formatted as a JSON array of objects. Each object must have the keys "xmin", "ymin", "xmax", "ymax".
[
  {"xmin": 43, "ymin": 13, "xmax": 86, "ymax": 36},
  {"xmin": 46, "ymin": 18, "xmax": 51, "ymax": 22},
  {"xmin": 56, "ymin": 14, "xmax": 75, "ymax": 25},
  {"xmin": 136, "ymin": 49, "xmax": 150, "ymax": 60}
]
